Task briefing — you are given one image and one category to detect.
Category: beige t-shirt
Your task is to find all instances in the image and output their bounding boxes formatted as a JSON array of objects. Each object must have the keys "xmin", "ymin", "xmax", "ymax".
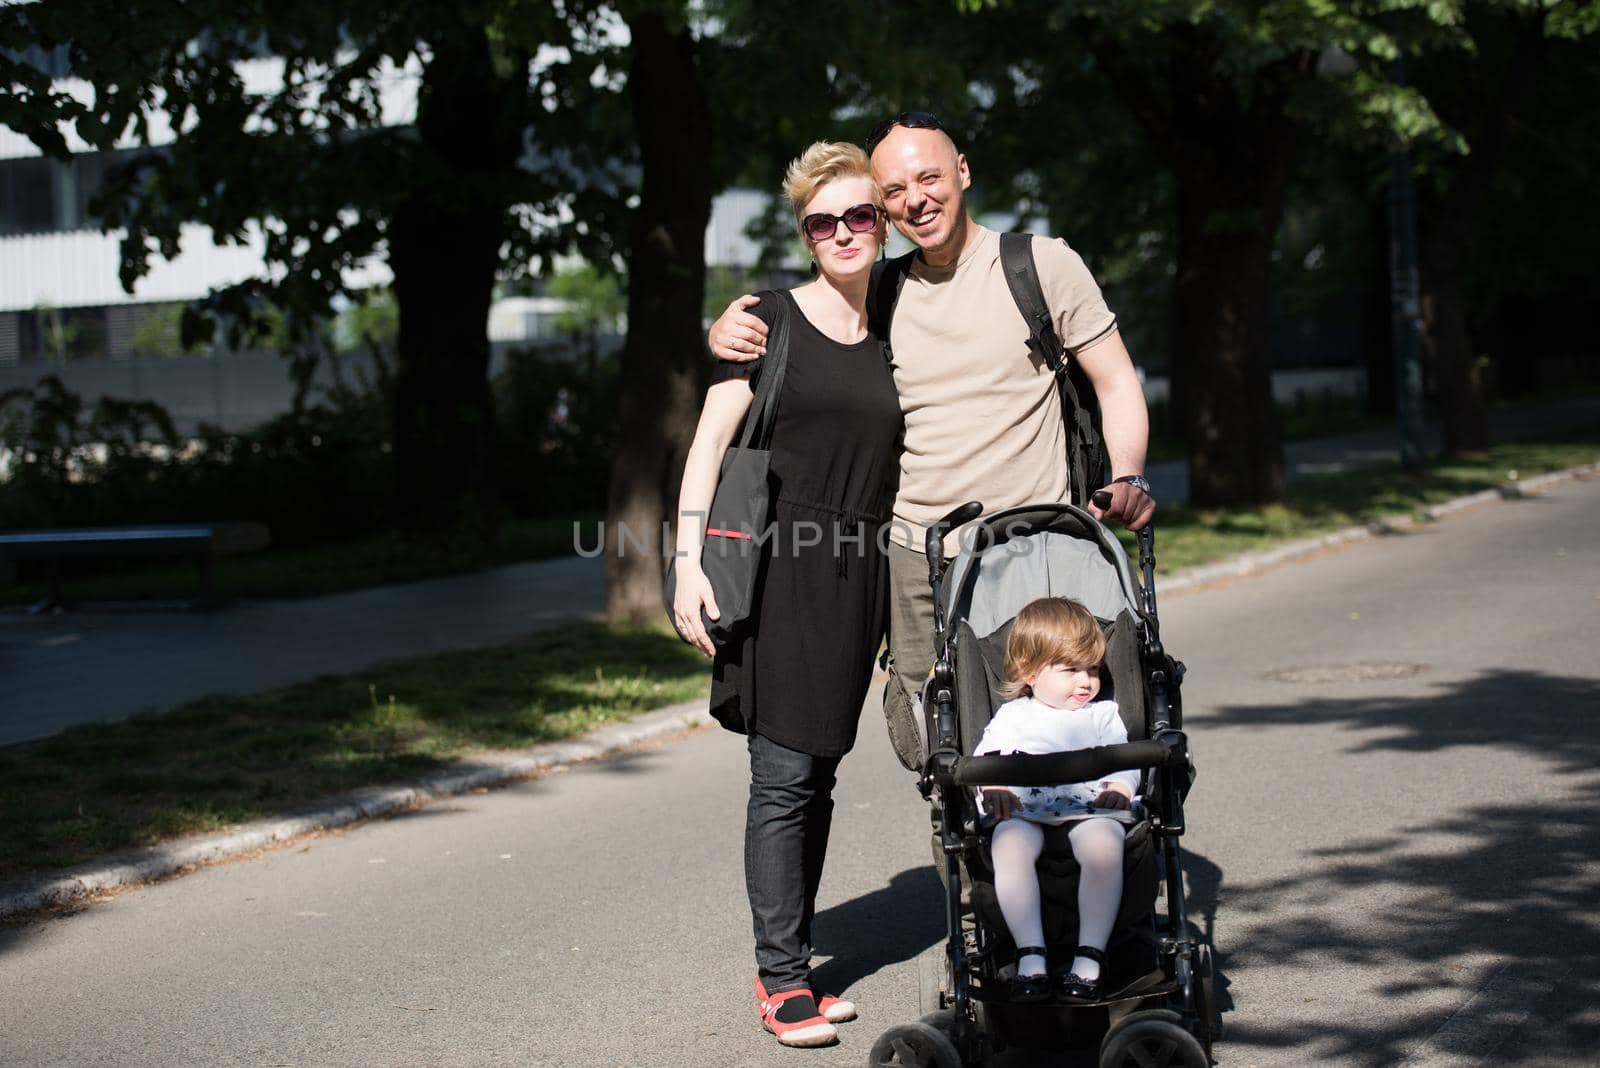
[{"xmin": 886, "ymin": 225, "xmax": 1116, "ymax": 553}]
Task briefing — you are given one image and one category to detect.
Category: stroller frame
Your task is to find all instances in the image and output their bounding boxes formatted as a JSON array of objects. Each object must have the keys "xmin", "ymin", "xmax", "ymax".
[{"xmin": 870, "ymin": 500, "xmax": 1213, "ymax": 1067}]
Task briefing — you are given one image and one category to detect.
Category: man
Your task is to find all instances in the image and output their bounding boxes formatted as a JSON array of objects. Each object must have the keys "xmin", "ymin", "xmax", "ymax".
[{"xmin": 708, "ymin": 112, "xmax": 1155, "ymax": 770}]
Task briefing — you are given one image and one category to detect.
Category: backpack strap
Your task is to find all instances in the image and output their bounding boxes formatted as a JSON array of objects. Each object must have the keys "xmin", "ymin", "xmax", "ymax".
[
  {"xmin": 1000, "ymin": 232, "xmax": 1067, "ymax": 376},
  {"xmin": 998, "ymin": 232, "xmax": 1108, "ymax": 503},
  {"xmin": 868, "ymin": 251, "xmax": 916, "ymax": 346}
]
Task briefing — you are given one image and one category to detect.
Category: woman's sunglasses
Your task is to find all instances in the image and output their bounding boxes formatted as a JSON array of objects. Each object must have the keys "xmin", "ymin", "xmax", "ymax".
[
  {"xmin": 865, "ymin": 111, "xmax": 946, "ymax": 155},
  {"xmin": 802, "ymin": 202, "xmax": 882, "ymax": 242}
]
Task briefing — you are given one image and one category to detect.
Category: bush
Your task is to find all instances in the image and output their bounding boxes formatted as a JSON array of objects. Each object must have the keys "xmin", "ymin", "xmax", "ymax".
[
  {"xmin": 0, "ymin": 368, "xmax": 393, "ymax": 546},
  {"xmin": 493, "ymin": 339, "xmax": 618, "ymax": 518},
  {"xmin": 0, "ymin": 341, "xmax": 617, "ymax": 550}
]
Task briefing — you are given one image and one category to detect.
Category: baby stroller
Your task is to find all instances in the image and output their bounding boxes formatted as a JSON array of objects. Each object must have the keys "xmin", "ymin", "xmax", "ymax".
[{"xmin": 867, "ymin": 499, "xmax": 1216, "ymax": 1068}]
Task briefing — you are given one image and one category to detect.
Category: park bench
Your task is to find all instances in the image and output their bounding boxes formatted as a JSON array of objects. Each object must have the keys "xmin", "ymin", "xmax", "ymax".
[{"xmin": 0, "ymin": 522, "xmax": 271, "ymax": 613}]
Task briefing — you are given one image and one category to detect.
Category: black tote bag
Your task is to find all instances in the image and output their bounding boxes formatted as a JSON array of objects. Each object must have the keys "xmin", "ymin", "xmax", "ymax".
[{"xmin": 663, "ymin": 295, "xmax": 792, "ymax": 645}]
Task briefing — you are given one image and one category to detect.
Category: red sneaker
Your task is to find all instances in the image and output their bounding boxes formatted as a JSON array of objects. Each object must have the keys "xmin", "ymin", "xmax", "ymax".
[
  {"xmin": 816, "ymin": 992, "xmax": 857, "ymax": 1023},
  {"xmin": 755, "ymin": 978, "xmax": 838, "ymax": 1047}
]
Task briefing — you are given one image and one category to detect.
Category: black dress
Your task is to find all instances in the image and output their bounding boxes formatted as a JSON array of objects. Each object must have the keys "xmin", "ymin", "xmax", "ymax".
[{"xmin": 708, "ymin": 289, "xmax": 903, "ymax": 758}]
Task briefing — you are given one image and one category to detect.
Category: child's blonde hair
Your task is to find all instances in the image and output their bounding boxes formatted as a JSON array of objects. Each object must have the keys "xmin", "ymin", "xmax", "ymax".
[
  {"xmin": 781, "ymin": 141, "xmax": 881, "ymax": 231},
  {"xmin": 999, "ymin": 597, "xmax": 1106, "ymax": 700}
]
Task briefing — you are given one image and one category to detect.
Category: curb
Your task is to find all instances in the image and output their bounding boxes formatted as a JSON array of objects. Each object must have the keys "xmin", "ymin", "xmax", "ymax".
[
  {"xmin": 0, "ymin": 700, "xmax": 709, "ymax": 920},
  {"xmin": 1155, "ymin": 463, "xmax": 1596, "ymax": 596},
  {"xmin": 3, "ymin": 461, "xmax": 1595, "ymax": 920}
]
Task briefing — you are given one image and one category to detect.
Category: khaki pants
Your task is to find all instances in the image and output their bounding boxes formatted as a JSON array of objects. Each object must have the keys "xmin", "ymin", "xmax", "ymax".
[{"xmin": 883, "ymin": 540, "xmax": 940, "ymax": 771}]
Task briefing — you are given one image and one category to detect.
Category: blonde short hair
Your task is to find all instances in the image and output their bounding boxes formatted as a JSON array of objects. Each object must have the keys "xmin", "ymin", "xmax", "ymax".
[
  {"xmin": 782, "ymin": 141, "xmax": 881, "ymax": 231},
  {"xmin": 999, "ymin": 597, "xmax": 1107, "ymax": 700}
]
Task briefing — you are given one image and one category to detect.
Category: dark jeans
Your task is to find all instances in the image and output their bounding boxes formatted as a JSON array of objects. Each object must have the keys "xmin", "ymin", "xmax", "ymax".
[{"xmin": 745, "ymin": 731, "xmax": 842, "ymax": 993}]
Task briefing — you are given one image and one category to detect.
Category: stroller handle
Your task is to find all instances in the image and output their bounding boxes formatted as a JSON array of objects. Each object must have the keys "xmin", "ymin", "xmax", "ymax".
[{"xmin": 952, "ymin": 739, "xmax": 1179, "ymax": 787}]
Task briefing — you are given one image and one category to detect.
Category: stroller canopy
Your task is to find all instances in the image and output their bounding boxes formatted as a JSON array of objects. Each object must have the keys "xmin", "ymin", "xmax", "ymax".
[{"xmin": 940, "ymin": 503, "xmax": 1146, "ymax": 645}]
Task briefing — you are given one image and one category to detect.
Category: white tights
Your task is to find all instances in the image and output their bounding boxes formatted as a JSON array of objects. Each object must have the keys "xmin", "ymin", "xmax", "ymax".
[{"xmin": 990, "ymin": 817, "xmax": 1125, "ymax": 980}]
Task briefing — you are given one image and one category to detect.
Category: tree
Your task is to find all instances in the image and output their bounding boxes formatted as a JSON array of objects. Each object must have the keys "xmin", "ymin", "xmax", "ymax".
[
  {"xmin": 0, "ymin": 1, "xmax": 618, "ymax": 545},
  {"xmin": 1403, "ymin": 1, "xmax": 1600, "ymax": 455},
  {"xmin": 601, "ymin": 3, "xmax": 715, "ymax": 622},
  {"xmin": 952, "ymin": 0, "xmax": 1493, "ymax": 505}
]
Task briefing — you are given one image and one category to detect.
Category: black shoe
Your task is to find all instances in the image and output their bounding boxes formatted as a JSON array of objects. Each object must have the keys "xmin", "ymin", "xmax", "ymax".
[
  {"xmin": 1057, "ymin": 945, "xmax": 1107, "ymax": 1002},
  {"xmin": 1010, "ymin": 946, "xmax": 1051, "ymax": 1003}
]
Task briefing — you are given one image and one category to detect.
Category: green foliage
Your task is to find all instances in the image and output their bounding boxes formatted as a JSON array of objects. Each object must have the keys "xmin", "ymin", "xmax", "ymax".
[
  {"xmin": 31, "ymin": 304, "xmax": 77, "ymax": 364},
  {"xmin": 333, "ymin": 290, "xmax": 399, "ymax": 353},
  {"xmin": 703, "ymin": 265, "xmax": 763, "ymax": 322},
  {"xmin": 0, "ymin": 372, "xmax": 389, "ymax": 541},
  {"xmin": 0, "ymin": 1, "xmax": 629, "ymax": 340},
  {"xmin": 493, "ymin": 342, "xmax": 618, "ymax": 517},
  {"xmin": 548, "ymin": 264, "xmax": 624, "ymax": 336},
  {"xmin": 0, "ymin": 342, "xmax": 617, "ymax": 553},
  {"xmin": 127, "ymin": 304, "xmax": 189, "ymax": 358},
  {"xmin": 0, "ymin": 376, "xmax": 182, "ymax": 526},
  {"xmin": 3, "ymin": 0, "xmax": 1594, "ymax": 524}
]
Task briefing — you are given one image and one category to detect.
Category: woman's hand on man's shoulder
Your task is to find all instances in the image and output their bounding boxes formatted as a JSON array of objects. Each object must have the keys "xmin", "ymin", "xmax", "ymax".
[{"xmin": 709, "ymin": 294, "xmax": 767, "ymax": 362}]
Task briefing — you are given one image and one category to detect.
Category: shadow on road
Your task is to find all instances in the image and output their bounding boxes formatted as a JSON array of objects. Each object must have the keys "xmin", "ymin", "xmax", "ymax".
[
  {"xmin": 810, "ymin": 864, "xmax": 944, "ymax": 995},
  {"xmin": 1179, "ymin": 845, "xmax": 1237, "ymax": 1022},
  {"xmin": 0, "ymin": 912, "xmax": 48, "ymax": 958},
  {"xmin": 1211, "ymin": 668, "xmax": 1600, "ymax": 1065}
]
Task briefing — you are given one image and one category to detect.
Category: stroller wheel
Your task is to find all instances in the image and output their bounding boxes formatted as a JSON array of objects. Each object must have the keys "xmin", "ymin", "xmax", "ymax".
[
  {"xmin": 1099, "ymin": 1013, "xmax": 1210, "ymax": 1068},
  {"xmin": 867, "ymin": 1021, "xmax": 963, "ymax": 1068}
]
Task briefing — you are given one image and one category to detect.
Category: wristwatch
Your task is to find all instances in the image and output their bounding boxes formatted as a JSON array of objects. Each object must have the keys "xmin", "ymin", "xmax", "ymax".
[{"xmin": 1113, "ymin": 474, "xmax": 1154, "ymax": 496}]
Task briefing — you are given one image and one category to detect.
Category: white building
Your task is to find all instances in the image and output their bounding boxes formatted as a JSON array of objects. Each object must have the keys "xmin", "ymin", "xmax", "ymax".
[{"xmin": 0, "ymin": 44, "xmax": 785, "ymax": 427}]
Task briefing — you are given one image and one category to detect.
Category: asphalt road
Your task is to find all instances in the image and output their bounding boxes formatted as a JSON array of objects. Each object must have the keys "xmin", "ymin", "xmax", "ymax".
[{"xmin": 3, "ymin": 477, "xmax": 1598, "ymax": 1067}]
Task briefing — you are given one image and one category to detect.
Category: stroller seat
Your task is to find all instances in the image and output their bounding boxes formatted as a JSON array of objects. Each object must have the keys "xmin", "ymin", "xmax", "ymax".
[{"xmin": 954, "ymin": 610, "xmax": 1164, "ymax": 1000}]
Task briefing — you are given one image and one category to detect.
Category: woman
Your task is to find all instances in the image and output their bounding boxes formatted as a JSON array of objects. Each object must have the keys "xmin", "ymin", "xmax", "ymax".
[{"xmin": 672, "ymin": 142, "xmax": 901, "ymax": 1049}]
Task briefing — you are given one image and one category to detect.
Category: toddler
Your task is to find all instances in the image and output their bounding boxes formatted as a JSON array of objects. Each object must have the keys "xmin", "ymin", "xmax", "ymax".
[{"xmin": 973, "ymin": 596, "xmax": 1138, "ymax": 1001}]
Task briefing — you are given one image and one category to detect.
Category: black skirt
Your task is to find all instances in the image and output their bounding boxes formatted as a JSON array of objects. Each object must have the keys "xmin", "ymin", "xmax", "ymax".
[{"xmin": 707, "ymin": 290, "xmax": 902, "ymax": 758}]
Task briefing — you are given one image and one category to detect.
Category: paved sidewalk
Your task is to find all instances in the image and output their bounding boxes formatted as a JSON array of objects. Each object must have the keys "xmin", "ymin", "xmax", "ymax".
[
  {"xmin": 3, "ymin": 395, "xmax": 1596, "ymax": 747},
  {"xmin": 0, "ymin": 554, "xmax": 604, "ymax": 746}
]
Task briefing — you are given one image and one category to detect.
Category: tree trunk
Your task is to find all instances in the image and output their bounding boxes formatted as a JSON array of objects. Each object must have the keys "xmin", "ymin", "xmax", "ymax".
[
  {"xmin": 390, "ymin": 24, "xmax": 527, "ymax": 546},
  {"xmin": 1419, "ymin": 215, "xmax": 1489, "ymax": 454},
  {"xmin": 1411, "ymin": 9, "xmax": 1546, "ymax": 458},
  {"xmin": 1362, "ymin": 198, "xmax": 1396, "ymax": 417},
  {"xmin": 604, "ymin": 9, "xmax": 713, "ymax": 623},
  {"xmin": 1167, "ymin": 104, "xmax": 1296, "ymax": 507}
]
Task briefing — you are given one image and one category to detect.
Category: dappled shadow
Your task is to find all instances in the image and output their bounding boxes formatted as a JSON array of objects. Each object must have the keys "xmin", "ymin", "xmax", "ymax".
[
  {"xmin": 1208, "ymin": 669, "xmax": 1600, "ymax": 1065},
  {"xmin": 809, "ymin": 865, "xmax": 945, "ymax": 994},
  {"xmin": 1219, "ymin": 668, "xmax": 1600, "ymax": 775}
]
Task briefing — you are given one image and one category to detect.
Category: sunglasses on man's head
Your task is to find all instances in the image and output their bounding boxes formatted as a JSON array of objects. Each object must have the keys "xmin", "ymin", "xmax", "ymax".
[
  {"xmin": 802, "ymin": 202, "xmax": 882, "ymax": 242},
  {"xmin": 865, "ymin": 111, "xmax": 946, "ymax": 155}
]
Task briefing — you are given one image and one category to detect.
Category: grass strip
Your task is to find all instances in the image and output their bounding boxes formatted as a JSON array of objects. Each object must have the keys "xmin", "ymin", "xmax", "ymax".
[
  {"xmin": 0, "ymin": 428, "xmax": 1595, "ymax": 882},
  {"xmin": 0, "ymin": 621, "xmax": 708, "ymax": 881},
  {"xmin": 1126, "ymin": 431, "xmax": 1600, "ymax": 574}
]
